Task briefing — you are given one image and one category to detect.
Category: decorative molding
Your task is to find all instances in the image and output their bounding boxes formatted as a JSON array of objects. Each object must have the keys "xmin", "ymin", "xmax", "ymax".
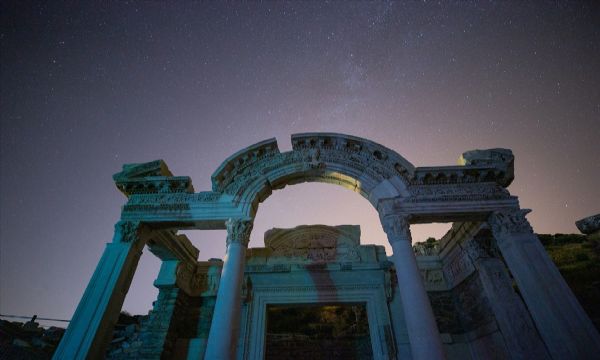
[
  {"xmin": 116, "ymin": 176, "xmax": 193, "ymax": 196},
  {"xmin": 226, "ymin": 218, "xmax": 253, "ymax": 247},
  {"xmin": 261, "ymin": 225, "xmax": 363, "ymax": 264},
  {"xmin": 442, "ymin": 246, "xmax": 475, "ymax": 288},
  {"xmin": 406, "ymin": 183, "xmax": 511, "ymax": 203},
  {"xmin": 253, "ymin": 283, "xmax": 383, "ymax": 294},
  {"xmin": 113, "ymin": 160, "xmax": 194, "ymax": 197},
  {"xmin": 122, "ymin": 192, "xmax": 221, "ymax": 213},
  {"xmin": 210, "ymin": 133, "xmax": 414, "ymax": 196}
]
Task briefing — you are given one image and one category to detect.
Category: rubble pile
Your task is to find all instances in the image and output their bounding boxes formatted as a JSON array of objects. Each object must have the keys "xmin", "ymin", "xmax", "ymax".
[{"xmin": 0, "ymin": 316, "xmax": 64, "ymax": 360}]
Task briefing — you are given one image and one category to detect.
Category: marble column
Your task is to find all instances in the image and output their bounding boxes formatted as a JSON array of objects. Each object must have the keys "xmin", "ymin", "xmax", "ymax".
[
  {"xmin": 381, "ymin": 214, "xmax": 446, "ymax": 360},
  {"xmin": 204, "ymin": 219, "xmax": 253, "ymax": 360},
  {"xmin": 53, "ymin": 221, "xmax": 147, "ymax": 360},
  {"xmin": 489, "ymin": 209, "xmax": 600, "ymax": 359}
]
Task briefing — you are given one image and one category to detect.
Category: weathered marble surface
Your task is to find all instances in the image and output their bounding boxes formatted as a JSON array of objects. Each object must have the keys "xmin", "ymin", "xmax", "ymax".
[{"xmin": 576, "ymin": 213, "xmax": 600, "ymax": 235}]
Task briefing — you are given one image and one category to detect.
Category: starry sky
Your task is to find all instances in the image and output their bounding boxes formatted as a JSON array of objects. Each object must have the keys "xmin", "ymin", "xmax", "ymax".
[{"xmin": 1, "ymin": 2, "xmax": 599, "ymax": 325}]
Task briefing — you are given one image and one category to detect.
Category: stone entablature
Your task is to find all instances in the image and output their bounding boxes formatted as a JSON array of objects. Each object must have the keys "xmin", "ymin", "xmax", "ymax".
[{"xmin": 114, "ymin": 133, "xmax": 519, "ymax": 225}]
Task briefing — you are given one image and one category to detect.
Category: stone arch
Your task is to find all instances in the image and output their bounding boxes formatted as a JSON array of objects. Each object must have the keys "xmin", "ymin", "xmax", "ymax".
[
  {"xmin": 57, "ymin": 132, "xmax": 600, "ymax": 360},
  {"xmin": 211, "ymin": 133, "xmax": 413, "ymax": 217}
]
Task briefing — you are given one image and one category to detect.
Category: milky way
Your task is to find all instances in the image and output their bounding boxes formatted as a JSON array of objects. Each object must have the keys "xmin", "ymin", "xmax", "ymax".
[{"xmin": 1, "ymin": 2, "xmax": 598, "ymax": 321}]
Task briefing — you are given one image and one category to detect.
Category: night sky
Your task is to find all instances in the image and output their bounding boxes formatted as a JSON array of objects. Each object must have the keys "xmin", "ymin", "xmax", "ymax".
[{"xmin": 1, "ymin": 2, "xmax": 599, "ymax": 325}]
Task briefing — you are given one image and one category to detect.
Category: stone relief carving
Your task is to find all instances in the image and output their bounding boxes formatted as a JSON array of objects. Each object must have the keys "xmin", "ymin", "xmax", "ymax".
[
  {"xmin": 113, "ymin": 220, "xmax": 141, "ymax": 243},
  {"xmin": 407, "ymin": 183, "xmax": 511, "ymax": 203},
  {"xmin": 488, "ymin": 209, "xmax": 534, "ymax": 239},
  {"xmin": 380, "ymin": 215, "xmax": 411, "ymax": 243},
  {"xmin": 262, "ymin": 225, "xmax": 363, "ymax": 264},
  {"xmin": 413, "ymin": 242, "xmax": 440, "ymax": 256},
  {"xmin": 463, "ymin": 233, "xmax": 500, "ymax": 262},
  {"xmin": 176, "ymin": 261, "xmax": 222, "ymax": 297},
  {"xmin": 113, "ymin": 160, "xmax": 194, "ymax": 197},
  {"xmin": 458, "ymin": 148, "xmax": 514, "ymax": 186},
  {"xmin": 442, "ymin": 247, "xmax": 475, "ymax": 288},
  {"xmin": 122, "ymin": 192, "xmax": 221, "ymax": 213},
  {"xmin": 226, "ymin": 219, "xmax": 254, "ymax": 247}
]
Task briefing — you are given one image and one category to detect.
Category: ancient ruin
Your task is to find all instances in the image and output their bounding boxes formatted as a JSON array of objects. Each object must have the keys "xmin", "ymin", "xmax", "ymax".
[{"xmin": 53, "ymin": 133, "xmax": 600, "ymax": 359}]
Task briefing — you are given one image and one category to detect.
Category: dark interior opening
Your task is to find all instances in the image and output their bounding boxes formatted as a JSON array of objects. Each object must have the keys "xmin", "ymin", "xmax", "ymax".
[{"xmin": 265, "ymin": 303, "xmax": 373, "ymax": 360}]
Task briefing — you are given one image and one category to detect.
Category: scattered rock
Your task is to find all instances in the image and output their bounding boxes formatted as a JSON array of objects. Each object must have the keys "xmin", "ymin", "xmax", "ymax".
[{"xmin": 576, "ymin": 214, "xmax": 600, "ymax": 236}]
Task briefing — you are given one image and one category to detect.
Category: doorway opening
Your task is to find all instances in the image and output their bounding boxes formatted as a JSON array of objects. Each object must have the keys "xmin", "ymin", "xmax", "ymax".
[{"xmin": 265, "ymin": 303, "xmax": 373, "ymax": 360}]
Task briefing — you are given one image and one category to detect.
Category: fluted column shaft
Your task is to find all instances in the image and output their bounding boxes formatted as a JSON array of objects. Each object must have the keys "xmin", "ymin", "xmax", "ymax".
[
  {"xmin": 381, "ymin": 214, "xmax": 446, "ymax": 360},
  {"xmin": 204, "ymin": 219, "xmax": 253, "ymax": 360}
]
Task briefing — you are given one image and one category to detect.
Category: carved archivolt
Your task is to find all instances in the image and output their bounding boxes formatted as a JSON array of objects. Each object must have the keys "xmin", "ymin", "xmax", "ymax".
[{"xmin": 210, "ymin": 134, "xmax": 414, "ymax": 199}]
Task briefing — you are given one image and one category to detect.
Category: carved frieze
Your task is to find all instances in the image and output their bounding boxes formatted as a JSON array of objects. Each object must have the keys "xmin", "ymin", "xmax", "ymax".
[
  {"xmin": 442, "ymin": 246, "xmax": 475, "ymax": 288},
  {"xmin": 113, "ymin": 159, "xmax": 194, "ymax": 197},
  {"xmin": 406, "ymin": 183, "xmax": 511, "ymax": 203},
  {"xmin": 122, "ymin": 192, "xmax": 221, "ymax": 213},
  {"xmin": 261, "ymin": 225, "xmax": 363, "ymax": 264}
]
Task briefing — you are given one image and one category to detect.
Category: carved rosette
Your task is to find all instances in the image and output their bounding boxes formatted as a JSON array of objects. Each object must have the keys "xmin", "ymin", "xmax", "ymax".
[
  {"xmin": 226, "ymin": 218, "xmax": 254, "ymax": 247},
  {"xmin": 488, "ymin": 209, "xmax": 534, "ymax": 239},
  {"xmin": 113, "ymin": 220, "xmax": 142, "ymax": 243},
  {"xmin": 381, "ymin": 214, "xmax": 412, "ymax": 244}
]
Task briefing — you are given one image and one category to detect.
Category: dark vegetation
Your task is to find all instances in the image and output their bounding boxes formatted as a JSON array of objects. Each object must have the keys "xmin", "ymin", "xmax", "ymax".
[{"xmin": 537, "ymin": 233, "xmax": 600, "ymax": 331}]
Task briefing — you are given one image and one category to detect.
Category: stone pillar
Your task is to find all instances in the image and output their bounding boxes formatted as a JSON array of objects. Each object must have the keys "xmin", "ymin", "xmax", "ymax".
[
  {"xmin": 381, "ymin": 214, "xmax": 446, "ymax": 360},
  {"xmin": 204, "ymin": 219, "xmax": 253, "ymax": 360},
  {"xmin": 489, "ymin": 209, "xmax": 600, "ymax": 359},
  {"xmin": 465, "ymin": 232, "xmax": 550, "ymax": 360},
  {"xmin": 53, "ymin": 221, "xmax": 147, "ymax": 360}
]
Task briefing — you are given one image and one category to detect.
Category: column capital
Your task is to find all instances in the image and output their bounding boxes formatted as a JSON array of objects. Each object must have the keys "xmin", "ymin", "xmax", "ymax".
[
  {"xmin": 113, "ymin": 220, "xmax": 144, "ymax": 243},
  {"xmin": 226, "ymin": 218, "xmax": 253, "ymax": 247},
  {"xmin": 381, "ymin": 214, "xmax": 412, "ymax": 244},
  {"xmin": 488, "ymin": 209, "xmax": 533, "ymax": 239}
]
